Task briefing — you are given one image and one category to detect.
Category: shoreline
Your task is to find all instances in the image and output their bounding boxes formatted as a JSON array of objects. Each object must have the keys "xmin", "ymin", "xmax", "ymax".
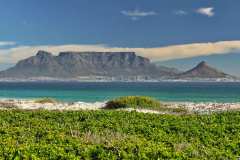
[
  {"xmin": 0, "ymin": 98, "xmax": 240, "ymax": 114},
  {"xmin": 0, "ymin": 78, "xmax": 239, "ymax": 83},
  {"xmin": 0, "ymin": 79, "xmax": 145, "ymax": 83}
]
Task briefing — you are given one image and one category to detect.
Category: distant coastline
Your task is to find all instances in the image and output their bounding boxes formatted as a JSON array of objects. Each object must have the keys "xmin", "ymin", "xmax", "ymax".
[
  {"xmin": 0, "ymin": 98, "xmax": 240, "ymax": 114},
  {"xmin": 0, "ymin": 77, "xmax": 239, "ymax": 83}
]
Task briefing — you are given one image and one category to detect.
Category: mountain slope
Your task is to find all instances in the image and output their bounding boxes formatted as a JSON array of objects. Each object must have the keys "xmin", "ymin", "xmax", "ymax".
[
  {"xmin": 0, "ymin": 50, "xmax": 178, "ymax": 79},
  {"xmin": 0, "ymin": 63, "xmax": 14, "ymax": 71},
  {"xmin": 177, "ymin": 61, "xmax": 231, "ymax": 79},
  {"xmin": 155, "ymin": 52, "xmax": 240, "ymax": 77}
]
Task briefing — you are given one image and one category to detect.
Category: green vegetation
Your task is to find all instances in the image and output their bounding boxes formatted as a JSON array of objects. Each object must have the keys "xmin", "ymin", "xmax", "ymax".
[
  {"xmin": 0, "ymin": 110, "xmax": 239, "ymax": 159},
  {"xmin": 34, "ymin": 97, "xmax": 58, "ymax": 104},
  {"xmin": 105, "ymin": 96, "xmax": 161, "ymax": 109},
  {"xmin": 105, "ymin": 96, "xmax": 188, "ymax": 113}
]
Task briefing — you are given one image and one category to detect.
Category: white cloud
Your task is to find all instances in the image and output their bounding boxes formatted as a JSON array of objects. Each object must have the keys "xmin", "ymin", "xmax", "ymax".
[
  {"xmin": 1, "ymin": 41, "xmax": 240, "ymax": 64},
  {"xmin": 174, "ymin": 10, "xmax": 188, "ymax": 16},
  {"xmin": 0, "ymin": 41, "xmax": 16, "ymax": 47},
  {"xmin": 196, "ymin": 7, "xmax": 215, "ymax": 17},
  {"xmin": 121, "ymin": 9, "xmax": 157, "ymax": 20}
]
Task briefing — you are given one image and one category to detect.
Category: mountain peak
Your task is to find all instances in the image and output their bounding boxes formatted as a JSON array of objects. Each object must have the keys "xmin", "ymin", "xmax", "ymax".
[
  {"xmin": 197, "ymin": 61, "xmax": 208, "ymax": 67},
  {"xmin": 178, "ymin": 61, "xmax": 229, "ymax": 79},
  {"xmin": 36, "ymin": 50, "xmax": 53, "ymax": 57},
  {"xmin": 193, "ymin": 61, "xmax": 217, "ymax": 72}
]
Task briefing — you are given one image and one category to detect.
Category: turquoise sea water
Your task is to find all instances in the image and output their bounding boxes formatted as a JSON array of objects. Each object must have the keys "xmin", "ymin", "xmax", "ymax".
[{"xmin": 0, "ymin": 82, "xmax": 240, "ymax": 103}]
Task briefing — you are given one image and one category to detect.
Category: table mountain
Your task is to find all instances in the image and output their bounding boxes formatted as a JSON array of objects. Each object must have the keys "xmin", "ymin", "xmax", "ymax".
[{"xmin": 0, "ymin": 50, "xmax": 178, "ymax": 79}]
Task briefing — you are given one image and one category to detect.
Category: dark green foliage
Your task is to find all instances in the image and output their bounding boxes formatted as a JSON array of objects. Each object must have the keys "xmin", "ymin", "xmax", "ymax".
[
  {"xmin": 0, "ymin": 110, "xmax": 239, "ymax": 159},
  {"xmin": 105, "ymin": 96, "xmax": 188, "ymax": 113},
  {"xmin": 34, "ymin": 97, "xmax": 58, "ymax": 104},
  {"xmin": 105, "ymin": 96, "xmax": 162, "ymax": 109}
]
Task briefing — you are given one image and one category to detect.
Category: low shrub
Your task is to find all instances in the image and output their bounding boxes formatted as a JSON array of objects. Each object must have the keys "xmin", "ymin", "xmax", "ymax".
[
  {"xmin": 0, "ymin": 102, "xmax": 17, "ymax": 109},
  {"xmin": 105, "ymin": 96, "xmax": 162, "ymax": 109},
  {"xmin": 105, "ymin": 96, "xmax": 189, "ymax": 113},
  {"xmin": 34, "ymin": 97, "xmax": 58, "ymax": 104}
]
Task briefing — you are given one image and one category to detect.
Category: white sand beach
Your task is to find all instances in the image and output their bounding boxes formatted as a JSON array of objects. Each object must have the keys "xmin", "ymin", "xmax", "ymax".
[{"xmin": 0, "ymin": 98, "xmax": 240, "ymax": 114}]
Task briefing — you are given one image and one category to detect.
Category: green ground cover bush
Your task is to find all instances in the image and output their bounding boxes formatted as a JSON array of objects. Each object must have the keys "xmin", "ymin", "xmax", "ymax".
[
  {"xmin": 0, "ymin": 110, "xmax": 239, "ymax": 159},
  {"xmin": 105, "ymin": 96, "xmax": 161, "ymax": 109},
  {"xmin": 105, "ymin": 96, "xmax": 188, "ymax": 113},
  {"xmin": 34, "ymin": 97, "xmax": 58, "ymax": 104}
]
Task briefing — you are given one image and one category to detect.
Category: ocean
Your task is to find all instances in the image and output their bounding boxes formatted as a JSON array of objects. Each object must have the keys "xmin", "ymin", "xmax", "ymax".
[{"xmin": 0, "ymin": 82, "xmax": 240, "ymax": 103}]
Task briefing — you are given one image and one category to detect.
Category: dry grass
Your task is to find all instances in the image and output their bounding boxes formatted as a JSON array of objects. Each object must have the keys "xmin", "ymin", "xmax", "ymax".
[
  {"xmin": 34, "ymin": 98, "xmax": 58, "ymax": 104},
  {"xmin": 0, "ymin": 102, "xmax": 17, "ymax": 109},
  {"xmin": 174, "ymin": 142, "xmax": 191, "ymax": 152},
  {"xmin": 81, "ymin": 130, "xmax": 129, "ymax": 146}
]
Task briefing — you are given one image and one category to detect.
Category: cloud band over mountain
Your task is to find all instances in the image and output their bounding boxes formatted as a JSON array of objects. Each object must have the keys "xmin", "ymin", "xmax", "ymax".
[{"xmin": 1, "ymin": 41, "xmax": 240, "ymax": 64}]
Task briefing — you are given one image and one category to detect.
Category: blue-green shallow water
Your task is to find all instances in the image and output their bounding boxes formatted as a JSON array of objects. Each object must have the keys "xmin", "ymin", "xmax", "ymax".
[{"xmin": 0, "ymin": 82, "xmax": 240, "ymax": 103}]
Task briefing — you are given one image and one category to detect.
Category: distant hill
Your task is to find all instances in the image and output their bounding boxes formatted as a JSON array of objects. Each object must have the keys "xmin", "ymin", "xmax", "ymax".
[
  {"xmin": 0, "ymin": 51, "xmax": 178, "ymax": 80},
  {"xmin": 177, "ymin": 61, "xmax": 232, "ymax": 79},
  {"xmin": 155, "ymin": 52, "xmax": 240, "ymax": 77}
]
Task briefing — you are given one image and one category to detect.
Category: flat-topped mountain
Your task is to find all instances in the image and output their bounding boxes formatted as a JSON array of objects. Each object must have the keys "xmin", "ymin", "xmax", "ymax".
[
  {"xmin": 177, "ymin": 61, "xmax": 231, "ymax": 79},
  {"xmin": 0, "ymin": 51, "xmax": 178, "ymax": 79},
  {"xmin": 0, "ymin": 51, "xmax": 235, "ymax": 81}
]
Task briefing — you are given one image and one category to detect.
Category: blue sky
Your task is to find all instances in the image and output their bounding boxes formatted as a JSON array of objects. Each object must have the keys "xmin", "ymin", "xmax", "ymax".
[
  {"xmin": 0, "ymin": 0, "xmax": 239, "ymax": 47},
  {"xmin": 1, "ymin": 0, "xmax": 240, "ymax": 69}
]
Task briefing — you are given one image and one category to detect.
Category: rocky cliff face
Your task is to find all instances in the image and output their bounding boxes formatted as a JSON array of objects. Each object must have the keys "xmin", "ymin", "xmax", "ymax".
[{"xmin": 0, "ymin": 51, "xmax": 177, "ymax": 79}]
